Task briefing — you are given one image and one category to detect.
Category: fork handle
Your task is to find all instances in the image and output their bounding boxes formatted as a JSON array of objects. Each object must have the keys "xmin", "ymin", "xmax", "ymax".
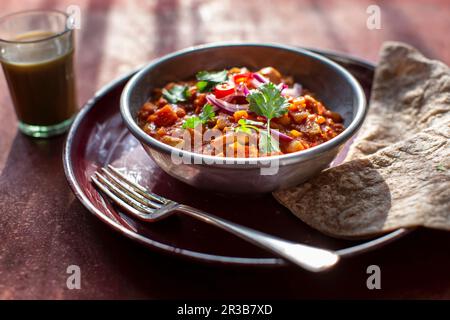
[{"xmin": 176, "ymin": 205, "xmax": 339, "ymax": 272}]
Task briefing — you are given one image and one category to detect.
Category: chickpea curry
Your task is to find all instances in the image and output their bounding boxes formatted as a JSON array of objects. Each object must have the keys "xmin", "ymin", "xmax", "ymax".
[{"xmin": 137, "ymin": 67, "xmax": 344, "ymax": 157}]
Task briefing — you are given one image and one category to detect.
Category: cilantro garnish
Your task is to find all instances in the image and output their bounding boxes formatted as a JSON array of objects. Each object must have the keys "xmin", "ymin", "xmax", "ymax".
[
  {"xmin": 247, "ymin": 82, "xmax": 290, "ymax": 120},
  {"xmin": 182, "ymin": 103, "xmax": 216, "ymax": 129},
  {"xmin": 162, "ymin": 85, "xmax": 190, "ymax": 103},
  {"xmin": 246, "ymin": 83, "xmax": 289, "ymax": 153},
  {"xmin": 196, "ymin": 70, "xmax": 228, "ymax": 83},
  {"xmin": 182, "ymin": 117, "xmax": 203, "ymax": 129},
  {"xmin": 235, "ymin": 119, "xmax": 263, "ymax": 134},
  {"xmin": 436, "ymin": 164, "xmax": 446, "ymax": 172},
  {"xmin": 195, "ymin": 70, "xmax": 228, "ymax": 93}
]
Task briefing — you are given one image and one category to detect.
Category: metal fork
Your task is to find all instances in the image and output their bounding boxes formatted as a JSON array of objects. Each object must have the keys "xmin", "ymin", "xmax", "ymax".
[{"xmin": 91, "ymin": 165, "xmax": 339, "ymax": 272}]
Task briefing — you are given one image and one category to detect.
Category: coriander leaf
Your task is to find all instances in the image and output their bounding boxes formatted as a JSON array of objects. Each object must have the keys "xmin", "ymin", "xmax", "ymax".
[
  {"xmin": 182, "ymin": 103, "xmax": 216, "ymax": 129},
  {"xmin": 200, "ymin": 103, "xmax": 215, "ymax": 122},
  {"xmin": 195, "ymin": 70, "xmax": 228, "ymax": 92},
  {"xmin": 235, "ymin": 118, "xmax": 261, "ymax": 134},
  {"xmin": 247, "ymin": 82, "xmax": 289, "ymax": 120},
  {"xmin": 182, "ymin": 117, "xmax": 203, "ymax": 129},
  {"xmin": 196, "ymin": 81, "xmax": 212, "ymax": 93},
  {"xmin": 246, "ymin": 83, "xmax": 288, "ymax": 154},
  {"xmin": 235, "ymin": 126, "xmax": 252, "ymax": 135},
  {"xmin": 162, "ymin": 85, "xmax": 190, "ymax": 103},
  {"xmin": 436, "ymin": 164, "xmax": 446, "ymax": 172},
  {"xmin": 196, "ymin": 70, "xmax": 228, "ymax": 83}
]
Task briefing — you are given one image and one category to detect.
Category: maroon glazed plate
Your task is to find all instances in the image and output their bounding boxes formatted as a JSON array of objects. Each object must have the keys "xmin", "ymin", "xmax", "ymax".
[{"xmin": 63, "ymin": 48, "xmax": 412, "ymax": 267}]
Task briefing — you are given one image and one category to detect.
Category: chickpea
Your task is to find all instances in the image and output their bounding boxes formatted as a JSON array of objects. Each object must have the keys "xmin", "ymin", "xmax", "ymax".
[
  {"xmin": 258, "ymin": 67, "xmax": 282, "ymax": 84},
  {"xmin": 160, "ymin": 135, "xmax": 184, "ymax": 148}
]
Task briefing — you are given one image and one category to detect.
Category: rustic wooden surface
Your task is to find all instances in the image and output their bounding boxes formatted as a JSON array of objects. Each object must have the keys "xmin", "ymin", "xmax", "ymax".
[{"xmin": 1, "ymin": 0, "xmax": 449, "ymax": 299}]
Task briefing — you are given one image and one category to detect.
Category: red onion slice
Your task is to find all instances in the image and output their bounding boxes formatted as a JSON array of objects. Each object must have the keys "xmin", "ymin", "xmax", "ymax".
[
  {"xmin": 284, "ymin": 83, "xmax": 303, "ymax": 98},
  {"xmin": 253, "ymin": 72, "xmax": 269, "ymax": 84},
  {"xmin": 277, "ymin": 83, "xmax": 288, "ymax": 93},
  {"xmin": 270, "ymin": 129, "xmax": 294, "ymax": 142},
  {"xmin": 206, "ymin": 94, "xmax": 249, "ymax": 114},
  {"xmin": 222, "ymin": 94, "xmax": 241, "ymax": 102},
  {"xmin": 250, "ymin": 79, "xmax": 261, "ymax": 89},
  {"xmin": 242, "ymin": 85, "xmax": 250, "ymax": 96},
  {"xmin": 235, "ymin": 83, "xmax": 250, "ymax": 96}
]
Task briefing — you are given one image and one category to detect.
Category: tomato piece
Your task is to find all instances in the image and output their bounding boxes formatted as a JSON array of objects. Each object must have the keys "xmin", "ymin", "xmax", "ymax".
[
  {"xmin": 148, "ymin": 105, "xmax": 178, "ymax": 127},
  {"xmin": 233, "ymin": 72, "xmax": 253, "ymax": 85},
  {"xmin": 213, "ymin": 82, "xmax": 235, "ymax": 99}
]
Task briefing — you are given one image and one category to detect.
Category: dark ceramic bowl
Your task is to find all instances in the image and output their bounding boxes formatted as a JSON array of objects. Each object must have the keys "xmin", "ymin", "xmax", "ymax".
[{"xmin": 120, "ymin": 43, "xmax": 367, "ymax": 193}]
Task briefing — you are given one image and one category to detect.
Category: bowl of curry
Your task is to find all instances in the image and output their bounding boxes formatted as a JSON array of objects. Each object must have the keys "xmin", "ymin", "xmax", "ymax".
[{"xmin": 121, "ymin": 43, "xmax": 367, "ymax": 193}]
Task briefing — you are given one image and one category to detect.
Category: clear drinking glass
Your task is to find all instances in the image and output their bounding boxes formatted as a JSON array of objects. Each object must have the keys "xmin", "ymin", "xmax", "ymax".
[{"xmin": 0, "ymin": 10, "xmax": 77, "ymax": 138}]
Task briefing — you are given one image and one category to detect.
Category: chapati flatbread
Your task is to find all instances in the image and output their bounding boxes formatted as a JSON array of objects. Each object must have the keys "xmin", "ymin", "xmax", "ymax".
[
  {"xmin": 273, "ymin": 125, "xmax": 450, "ymax": 238},
  {"xmin": 273, "ymin": 42, "xmax": 450, "ymax": 239},
  {"xmin": 347, "ymin": 42, "xmax": 450, "ymax": 160}
]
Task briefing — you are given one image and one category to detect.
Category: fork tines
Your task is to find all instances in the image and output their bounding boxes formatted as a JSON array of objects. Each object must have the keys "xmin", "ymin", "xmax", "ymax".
[{"xmin": 91, "ymin": 165, "xmax": 170, "ymax": 221}]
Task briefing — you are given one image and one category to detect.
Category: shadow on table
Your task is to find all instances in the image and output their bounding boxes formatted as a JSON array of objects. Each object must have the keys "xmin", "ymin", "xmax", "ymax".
[
  {"xmin": 0, "ymin": 131, "xmax": 74, "ymax": 299},
  {"xmin": 63, "ymin": 198, "xmax": 450, "ymax": 300}
]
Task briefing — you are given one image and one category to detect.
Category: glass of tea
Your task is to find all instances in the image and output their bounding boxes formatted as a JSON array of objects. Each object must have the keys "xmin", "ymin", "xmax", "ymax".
[{"xmin": 0, "ymin": 10, "xmax": 77, "ymax": 138}]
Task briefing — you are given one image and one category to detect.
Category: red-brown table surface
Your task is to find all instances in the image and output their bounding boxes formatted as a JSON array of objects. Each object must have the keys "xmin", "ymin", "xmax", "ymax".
[{"xmin": 1, "ymin": 0, "xmax": 449, "ymax": 299}]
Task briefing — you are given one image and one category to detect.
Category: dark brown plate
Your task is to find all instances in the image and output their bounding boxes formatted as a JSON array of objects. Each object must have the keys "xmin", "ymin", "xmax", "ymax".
[{"xmin": 63, "ymin": 49, "xmax": 411, "ymax": 267}]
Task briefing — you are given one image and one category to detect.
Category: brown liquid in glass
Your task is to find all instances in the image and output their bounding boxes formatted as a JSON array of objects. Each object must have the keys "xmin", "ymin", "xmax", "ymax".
[{"xmin": 1, "ymin": 31, "xmax": 77, "ymax": 126}]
